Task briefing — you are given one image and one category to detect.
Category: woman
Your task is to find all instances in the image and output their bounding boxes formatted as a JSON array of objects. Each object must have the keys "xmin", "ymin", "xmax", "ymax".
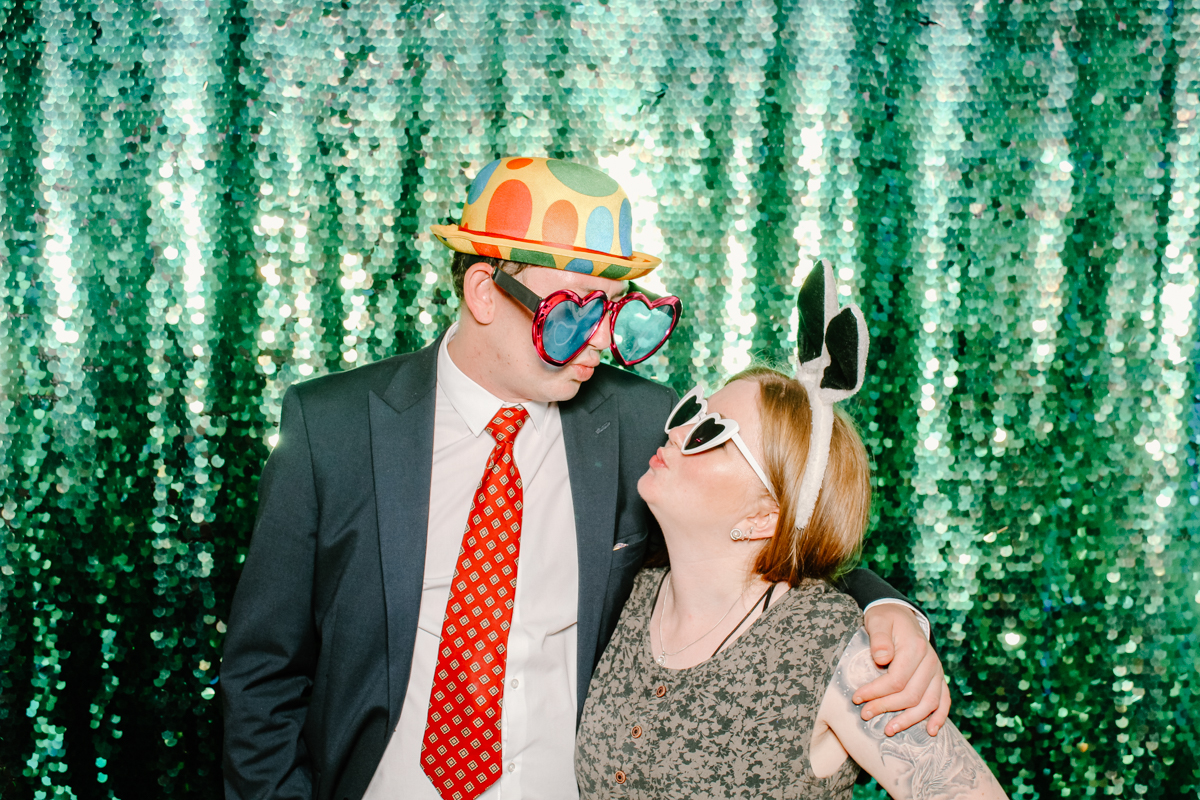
[{"xmin": 575, "ymin": 369, "xmax": 1009, "ymax": 799}]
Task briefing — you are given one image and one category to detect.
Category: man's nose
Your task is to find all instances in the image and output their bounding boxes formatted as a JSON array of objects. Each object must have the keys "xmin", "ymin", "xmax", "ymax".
[{"xmin": 587, "ymin": 310, "xmax": 613, "ymax": 351}]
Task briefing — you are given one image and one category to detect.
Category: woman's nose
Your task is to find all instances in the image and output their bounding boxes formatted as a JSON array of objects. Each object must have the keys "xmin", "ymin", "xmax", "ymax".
[{"xmin": 666, "ymin": 424, "xmax": 687, "ymax": 448}]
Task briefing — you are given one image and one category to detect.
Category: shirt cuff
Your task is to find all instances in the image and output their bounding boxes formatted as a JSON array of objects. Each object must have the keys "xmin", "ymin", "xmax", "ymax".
[{"xmin": 862, "ymin": 598, "xmax": 931, "ymax": 640}]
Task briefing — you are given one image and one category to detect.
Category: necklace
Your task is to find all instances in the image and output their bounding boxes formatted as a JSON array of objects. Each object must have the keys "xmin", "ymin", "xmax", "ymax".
[{"xmin": 655, "ymin": 572, "xmax": 746, "ymax": 666}]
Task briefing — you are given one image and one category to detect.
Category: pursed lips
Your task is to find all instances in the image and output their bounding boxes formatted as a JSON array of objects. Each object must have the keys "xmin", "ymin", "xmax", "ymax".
[
  {"xmin": 650, "ymin": 447, "xmax": 668, "ymax": 469},
  {"xmin": 572, "ymin": 352, "xmax": 601, "ymax": 369},
  {"xmin": 569, "ymin": 356, "xmax": 600, "ymax": 379}
]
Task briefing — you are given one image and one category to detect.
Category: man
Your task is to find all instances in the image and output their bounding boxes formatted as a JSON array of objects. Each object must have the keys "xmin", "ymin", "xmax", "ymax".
[{"xmin": 221, "ymin": 157, "xmax": 949, "ymax": 800}]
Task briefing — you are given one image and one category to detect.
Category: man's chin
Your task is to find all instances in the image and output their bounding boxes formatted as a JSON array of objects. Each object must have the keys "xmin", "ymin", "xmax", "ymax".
[{"xmin": 542, "ymin": 375, "xmax": 587, "ymax": 403}]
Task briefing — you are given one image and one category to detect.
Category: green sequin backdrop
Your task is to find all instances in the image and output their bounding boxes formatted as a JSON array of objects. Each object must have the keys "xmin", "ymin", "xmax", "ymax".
[{"xmin": 0, "ymin": 0, "xmax": 1197, "ymax": 796}]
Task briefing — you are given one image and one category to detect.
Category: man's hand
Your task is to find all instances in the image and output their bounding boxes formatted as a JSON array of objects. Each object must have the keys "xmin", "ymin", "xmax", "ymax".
[{"xmin": 852, "ymin": 604, "xmax": 950, "ymax": 737}]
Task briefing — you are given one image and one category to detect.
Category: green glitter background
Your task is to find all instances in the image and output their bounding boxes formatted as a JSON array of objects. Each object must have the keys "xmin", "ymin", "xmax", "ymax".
[{"xmin": 0, "ymin": 0, "xmax": 1198, "ymax": 797}]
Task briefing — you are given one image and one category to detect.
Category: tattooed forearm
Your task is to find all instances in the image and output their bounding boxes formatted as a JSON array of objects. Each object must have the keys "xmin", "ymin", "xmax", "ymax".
[{"xmin": 827, "ymin": 630, "xmax": 1008, "ymax": 800}]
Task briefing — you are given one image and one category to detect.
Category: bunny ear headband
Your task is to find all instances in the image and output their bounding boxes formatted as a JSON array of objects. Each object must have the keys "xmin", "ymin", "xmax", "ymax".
[{"xmin": 792, "ymin": 262, "xmax": 869, "ymax": 532}]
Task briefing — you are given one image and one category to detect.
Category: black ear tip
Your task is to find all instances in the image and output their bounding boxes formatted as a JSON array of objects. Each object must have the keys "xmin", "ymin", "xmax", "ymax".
[
  {"xmin": 795, "ymin": 263, "xmax": 852, "ymax": 367},
  {"xmin": 819, "ymin": 307, "xmax": 864, "ymax": 391},
  {"xmin": 802, "ymin": 263, "xmax": 826, "ymax": 292}
]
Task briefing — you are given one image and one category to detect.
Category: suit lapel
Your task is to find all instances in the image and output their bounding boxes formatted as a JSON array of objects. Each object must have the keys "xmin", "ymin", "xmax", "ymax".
[
  {"xmin": 371, "ymin": 337, "xmax": 440, "ymax": 730},
  {"xmin": 559, "ymin": 381, "xmax": 620, "ymax": 715}
]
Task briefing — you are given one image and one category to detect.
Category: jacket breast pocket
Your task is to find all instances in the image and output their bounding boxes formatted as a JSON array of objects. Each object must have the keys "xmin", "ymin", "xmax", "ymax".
[{"xmin": 609, "ymin": 534, "xmax": 648, "ymax": 571}]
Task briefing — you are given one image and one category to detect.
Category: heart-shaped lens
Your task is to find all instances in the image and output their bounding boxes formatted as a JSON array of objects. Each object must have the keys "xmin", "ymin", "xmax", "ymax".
[
  {"xmin": 612, "ymin": 299, "xmax": 677, "ymax": 364},
  {"xmin": 684, "ymin": 416, "xmax": 730, "ymax": 452},
  {"xmin": 542, "ymin": 295, "xmax": 606, "ymax": 363},
  {"xmin": 668, "ymin": 394, "xmax": 704, "ymax": 430}
]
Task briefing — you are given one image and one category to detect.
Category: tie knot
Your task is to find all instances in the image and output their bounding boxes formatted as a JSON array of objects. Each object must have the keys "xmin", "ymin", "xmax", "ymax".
[{"xmin": 485, "ymin": 406, "xmax": 529, "ymax": 444}]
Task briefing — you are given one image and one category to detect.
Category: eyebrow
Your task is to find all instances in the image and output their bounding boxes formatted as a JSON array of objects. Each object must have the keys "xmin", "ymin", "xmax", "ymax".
[
  {"xmin": 620, "ymin": 281, "xmax": 663, "ymax": 302},
  {"xmin": 495, "ymin": 268, "xmax": 662, "ymax": 305}
]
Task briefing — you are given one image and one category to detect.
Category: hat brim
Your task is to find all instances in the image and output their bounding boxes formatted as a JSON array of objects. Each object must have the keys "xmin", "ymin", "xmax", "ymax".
[{"xmin": 431, "ymin": 225, "xmax": 661, "ymax": 281}]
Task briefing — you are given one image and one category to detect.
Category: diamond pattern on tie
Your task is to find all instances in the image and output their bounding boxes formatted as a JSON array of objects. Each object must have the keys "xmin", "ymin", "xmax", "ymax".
[{"xmin": 422, "ymin": 407, "xmax": 529, "ymax": 800}]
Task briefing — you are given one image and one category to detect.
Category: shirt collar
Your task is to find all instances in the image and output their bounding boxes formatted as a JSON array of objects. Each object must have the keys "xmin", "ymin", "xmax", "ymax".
[{"xmin": 437, "ymin": 323, "xmax": 551, "ymax": 437}]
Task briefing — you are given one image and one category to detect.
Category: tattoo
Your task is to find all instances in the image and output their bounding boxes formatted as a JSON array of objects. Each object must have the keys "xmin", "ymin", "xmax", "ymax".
[
  {"xmin": 831, "ymin": 630, "xmax": 1000, "ymax": 800},
  {"xmin": 877, "ymin": 727, "xmax": 982, "ymax": 799}
]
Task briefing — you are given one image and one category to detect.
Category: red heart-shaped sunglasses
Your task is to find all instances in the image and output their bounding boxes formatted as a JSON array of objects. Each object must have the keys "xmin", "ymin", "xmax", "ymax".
[{"xmin": 491, "ymin": 268, "xmax": 683, "ymax": 367}]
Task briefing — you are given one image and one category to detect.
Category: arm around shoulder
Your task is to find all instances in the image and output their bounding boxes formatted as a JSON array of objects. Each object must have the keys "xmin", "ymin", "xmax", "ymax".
[
  {"xmin": 836, "ymin": 568, "xmax": 922, "ymax": 616},
  {"xmin": 816, "ymin": 630, "xmax": 1008, "ymax": 800},
  {"xmin": 221, "ymin": 385, "xmax": 322, "ymax": 799}
]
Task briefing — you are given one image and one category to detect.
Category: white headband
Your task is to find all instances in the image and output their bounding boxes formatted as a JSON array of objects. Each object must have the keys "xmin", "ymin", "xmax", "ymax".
[{"xmin": 792, "ymin": 262, "xmax": 869, "ymax": 532}]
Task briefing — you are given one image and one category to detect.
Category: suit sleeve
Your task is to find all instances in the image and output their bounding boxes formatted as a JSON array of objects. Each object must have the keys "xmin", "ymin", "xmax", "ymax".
[
  {"xmin": 221, "ymin": 385, "xmax": 320, "ymax": 799},
  {"xmin": 834, "ymin": 568, "xmax": 915, "ymax": 610}
]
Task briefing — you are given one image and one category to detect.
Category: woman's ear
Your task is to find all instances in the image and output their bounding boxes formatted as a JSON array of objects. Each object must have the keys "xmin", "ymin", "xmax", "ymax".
[
  {"xmin": 742, "ymin": 504, "xmax": 780, "ymax": 541},
  {"xmin": 461, "ymin": 262, "xmax": 499, "ymax": 325}
]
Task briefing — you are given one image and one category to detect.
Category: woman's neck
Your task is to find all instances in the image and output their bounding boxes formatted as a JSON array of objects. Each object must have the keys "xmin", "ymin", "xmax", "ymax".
[
  {"xmin": 663, "ymin": 554, "xmax": 762, "ymax": 620},
  {"xmin": 652, "ymin": 523, "xmax": 778, "ymax": 669},
  {"xmin": 657, "ymin": 516, "xmax": 765, "ymax": 613}
]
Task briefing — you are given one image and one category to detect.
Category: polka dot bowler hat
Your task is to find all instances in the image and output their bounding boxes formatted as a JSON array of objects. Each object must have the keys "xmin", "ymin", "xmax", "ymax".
[{"xmin": 431, "ymin": 156, "xmax": 662, "ymax": 280}]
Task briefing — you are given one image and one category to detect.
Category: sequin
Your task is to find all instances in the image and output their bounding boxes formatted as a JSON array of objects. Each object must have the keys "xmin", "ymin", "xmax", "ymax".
[{"xmin": 1, "ymin": 0, "xmax": 1197, "ymax": 796}]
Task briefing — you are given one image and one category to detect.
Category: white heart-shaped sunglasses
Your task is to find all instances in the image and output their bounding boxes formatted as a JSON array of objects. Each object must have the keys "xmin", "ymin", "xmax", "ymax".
[{"xmin": 665, "ymin": 386, "xmax": 774, "ymax": 496}]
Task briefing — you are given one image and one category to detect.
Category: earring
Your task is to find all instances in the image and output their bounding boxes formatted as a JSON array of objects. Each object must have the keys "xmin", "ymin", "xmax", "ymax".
[{"xmin": 730, "ymin": 529, "xmax": 745, "ymax": 541}]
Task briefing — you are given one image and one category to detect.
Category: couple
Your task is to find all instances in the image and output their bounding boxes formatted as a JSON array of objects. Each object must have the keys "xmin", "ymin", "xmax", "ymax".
[{"xmin": 221, "ymin": 157, "xmax": 1005, "ymax": 799}]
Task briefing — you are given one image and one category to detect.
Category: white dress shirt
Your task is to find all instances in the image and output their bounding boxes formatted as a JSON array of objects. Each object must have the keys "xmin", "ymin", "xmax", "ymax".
[{"xmin": 364, "ymin": 326, "xmax": 581, "ymax": 800}]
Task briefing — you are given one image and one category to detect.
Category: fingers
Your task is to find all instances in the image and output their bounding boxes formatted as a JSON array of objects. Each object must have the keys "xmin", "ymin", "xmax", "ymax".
[
  {"xmin": 852, "ymin": 623, "xmax": 927, "ymax": 705},
  {"xmin": 851, "ymin": 664, "xmax": 908, "ymax": 707},
  {"xmin": 862, "ymin": 607, "xmax": 896, "ymax": 667},
  {"xmin": 873, "ymin": 662, "xmax": 945, "ymax": 736},
  {"xmin": 855, "ymin": 640, "xmax": 935, "ymax": 718},
  {"xmin": 925, "ymin": 681, "xmax": 952, "ymax": 736}
]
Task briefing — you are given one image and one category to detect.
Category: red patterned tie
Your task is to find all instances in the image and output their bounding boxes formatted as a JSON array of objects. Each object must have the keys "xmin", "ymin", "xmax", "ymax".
[{"xmin": 422, "ymin": 407, "xmax": 530, "ymax": 800}]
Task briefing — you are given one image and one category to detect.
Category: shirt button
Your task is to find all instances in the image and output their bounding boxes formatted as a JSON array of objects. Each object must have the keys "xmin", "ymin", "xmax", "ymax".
[
  {"xmin": 507, "ymin": 763, "xmax": 516, "ymax": 773},
  {"xmin": 615, "ymin": 770, "xmax": 627, "ymax": 784},
  {"xmin": 510, "ymin": 679, "xmax": 519, "ymax": 689},
  {"xmin": 631, "ymin": 725, "xmax": 643, "ymax": 739},
  {"xmin": 654, "ymin": 685, "xmax": 666, "ymax": 698}
]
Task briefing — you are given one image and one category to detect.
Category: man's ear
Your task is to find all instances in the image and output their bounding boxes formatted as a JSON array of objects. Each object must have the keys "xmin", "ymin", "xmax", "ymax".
[{"xmin": 461, "ymin": 262, "xmax": 499, "ymax": 325}]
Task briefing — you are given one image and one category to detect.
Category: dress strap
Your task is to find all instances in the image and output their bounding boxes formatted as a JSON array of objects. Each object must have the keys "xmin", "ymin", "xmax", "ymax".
[{"xmin": 711, "ymin": 582, "xmax": 776, "ymax": 658}]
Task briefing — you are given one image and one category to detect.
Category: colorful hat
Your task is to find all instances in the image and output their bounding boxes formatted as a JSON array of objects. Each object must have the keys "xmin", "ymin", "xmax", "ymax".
[{"xmin": 431, "ymin": 157, "xmax": 661, "ymax": 281}]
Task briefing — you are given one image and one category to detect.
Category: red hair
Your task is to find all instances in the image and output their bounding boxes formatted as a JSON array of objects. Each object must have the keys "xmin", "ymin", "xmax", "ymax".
[{"xmin": 731, "ymin": 367, "xmax": 871, "ymax": 584}]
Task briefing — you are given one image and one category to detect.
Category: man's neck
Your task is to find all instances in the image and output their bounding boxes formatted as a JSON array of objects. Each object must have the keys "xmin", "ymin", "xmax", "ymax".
[{"xmin": 445, "ymin": 324, "xmax": 531, "ymax": 404}]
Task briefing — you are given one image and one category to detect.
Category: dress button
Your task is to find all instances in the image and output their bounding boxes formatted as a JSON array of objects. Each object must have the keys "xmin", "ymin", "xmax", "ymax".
[
  {"xmin": 654, "ymin": 685, "xmax": 666, "ymax": 698},
  {"xmin": 510, "ymin": 679, "xmax": 519, "ymax": 689},
  {"xmin": 507, "ymin": 762, "xmax": 516, "ymax": 773},
  {"xmin": 631, "ymin": 725, "xmax": 642, "ymax": 739},
  {"xmin": 615, "ymin": 770, "xmax": 627, "ymax": 784}
]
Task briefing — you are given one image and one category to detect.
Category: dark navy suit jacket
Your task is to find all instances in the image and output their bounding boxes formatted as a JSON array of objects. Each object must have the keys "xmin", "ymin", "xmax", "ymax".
[{"xmin": 220, "ymin": 335, "xmax": 907, "ymax": 800}]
